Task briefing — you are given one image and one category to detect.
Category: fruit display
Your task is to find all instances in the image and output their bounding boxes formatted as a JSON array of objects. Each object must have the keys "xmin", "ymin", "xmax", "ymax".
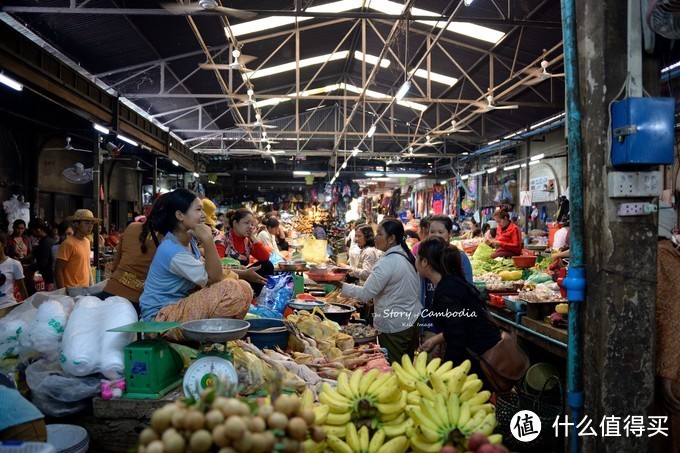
[
  {"xmin": 138, "ymin": 389, "xmax": 327, "ymax": 453},
  {"xmin": 318, "ymin": 368, "xmax": 413, "ymax": 443},
  {"xmin": 393, "ymin": 354, "xmax": 502, "ymax": 453},
  {"xmin": 327, "ymin": 424, "xmax": 409, "ymax": 453}
]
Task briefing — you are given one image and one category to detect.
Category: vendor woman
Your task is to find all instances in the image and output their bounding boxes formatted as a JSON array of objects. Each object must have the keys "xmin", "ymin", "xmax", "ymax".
[
  {"xmin": 139, "ymin": 189, "xmax": 252, "ymax": 341},
  {"xmin": 222, "ymin": 208, "xmax": 272, "ymax": 296},
  {"xmin": 484, "ymin": 207, "xmax": 522, "ymax": 258},
  {"xmin": 330, "ymin": 218, "xmax": 420, "ymax": 363}
]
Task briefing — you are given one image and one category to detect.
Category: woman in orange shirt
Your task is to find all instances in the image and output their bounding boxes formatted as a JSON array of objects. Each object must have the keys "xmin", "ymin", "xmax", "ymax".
[{"xmin": 484, "ymin": 207, "xmax": 523, "ymax": 258}]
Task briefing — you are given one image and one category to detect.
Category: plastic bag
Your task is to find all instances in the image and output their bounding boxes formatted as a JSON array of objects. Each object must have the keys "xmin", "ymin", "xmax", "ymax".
[
  {"xmin": 269, "ymin": 252, "xmax": 284, "ymax": 266},
  {"xmin": 247, "ymin": 304, "xmax": 283, "ymax": 319},
  {"xmin": 26, "ymin": 358, "xmax": 101, "ymax": 417},
  {"xmin": 256, "ymin": 273, "xmax": 294, "ymax": 315},
  {"xmin": 300, "ymin": 239, "xmax": 328, "ymax": 263}
]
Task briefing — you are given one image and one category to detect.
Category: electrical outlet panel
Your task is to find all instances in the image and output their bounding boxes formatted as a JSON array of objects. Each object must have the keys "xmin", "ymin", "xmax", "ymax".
[
  {"xmin": 617, "ymin": 202, "xmax": 655, "ymax": 216},
  {"xmin": 607, "ymin": 171, "xmax": 661, "ymax": 198}
]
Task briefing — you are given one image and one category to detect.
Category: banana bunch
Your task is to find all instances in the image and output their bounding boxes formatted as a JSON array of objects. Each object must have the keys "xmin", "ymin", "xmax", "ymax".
[
  {"xmin": 326, "ymin": 424, "xmax": 409, "ymax": 453},
  {"xmin": 392, "ymin": 353, "xmax": 466, "ymax": 392},
  {"xmin": 319, "ymin": 369, "xmax": 408, "ymax": 438}
]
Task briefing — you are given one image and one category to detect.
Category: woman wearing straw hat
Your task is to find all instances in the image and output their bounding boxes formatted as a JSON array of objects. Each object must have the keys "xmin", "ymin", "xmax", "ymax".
[{"xmin": 55, "ymin": 209, "xmax": 100, "ymax": 289}]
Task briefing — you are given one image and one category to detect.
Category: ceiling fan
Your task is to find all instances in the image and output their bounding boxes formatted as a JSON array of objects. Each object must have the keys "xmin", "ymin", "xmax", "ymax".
[
  {"xmin": 236, "ymin": 115, "xmax": 277, "ymax": 129},
  {"xmin": 523, "ymin": 59, "xmax": 565, "ymax": 86},
  {"xmin": 45, "ymin": 137, "xmax": 91, "ymax": 153},
  {"xmin": 244, "ymin": 137, "xmax": 280, "ymax": 145},
  {"xmin": 419, "ymin": 135, "xmax": 444, "ymax": 147},
  {"xmin": 448, "ymin": 120, "xmax": 474, "ymax": 133},
  {"xmin": 472, "ymin": 95, "xmax": 519, "ymax": 113},
  {"xmin": 199, "ymin": 54, "xmax": 256, "ymax": 73},
  {"xmin": 62, "ymin": 163, "xmax": 93, "ymax": 184},
  {"xmin": 256, "ymin": 144, "xmax": 285, "ymax": 155},
  {"xmin": 161, "ymin": 1, "xmax": 256, "ymax": 20},
  {"xmin": 121, "ymin": 161, "xmax": 146, "ymax": 172}
]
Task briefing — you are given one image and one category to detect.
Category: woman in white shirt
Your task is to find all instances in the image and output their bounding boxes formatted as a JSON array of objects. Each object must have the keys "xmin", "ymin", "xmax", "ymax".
[
  {"xmin": 330, "ymin": 218, "xmax": 420, "ymax": 363},
  {"xmin": 257, "ymin": 217, "xmax": 280, "ymax": 254},
  {"xmin": 342, "ymin": 224, "xmax": 381, "ymax": 285}
]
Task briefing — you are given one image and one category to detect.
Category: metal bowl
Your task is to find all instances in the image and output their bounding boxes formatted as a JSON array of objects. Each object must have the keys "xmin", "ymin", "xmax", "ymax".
[
  {"xmin": 287, "ymin": 298, "xmax": 328, "ymax": 311},
  {"xmin": 181, "ymin": 318, "xmax": 250, "ymax": 342}
]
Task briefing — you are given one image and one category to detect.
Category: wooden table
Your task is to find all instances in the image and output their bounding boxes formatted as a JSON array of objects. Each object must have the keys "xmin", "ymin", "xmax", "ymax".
[{"xmin": 487, "ymin": 303, "xmax": 568, "ymax": 359}]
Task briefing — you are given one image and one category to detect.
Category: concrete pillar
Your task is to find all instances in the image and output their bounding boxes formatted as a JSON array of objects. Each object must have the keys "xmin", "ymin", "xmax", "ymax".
[{"xmin": 576, "ymin": 1, "xmax": 660, "ymax": 451}]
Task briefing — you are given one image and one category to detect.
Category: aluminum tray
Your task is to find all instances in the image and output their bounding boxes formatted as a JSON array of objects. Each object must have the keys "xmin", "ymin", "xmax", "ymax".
[{"xmin": 181, "ymin": 318, "xmax": 250, "ymax": 342}]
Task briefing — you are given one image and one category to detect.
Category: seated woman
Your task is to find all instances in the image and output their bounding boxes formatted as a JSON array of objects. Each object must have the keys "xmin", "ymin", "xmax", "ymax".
[
  {"xmin": 98, "ymin": 200, "xmax": 164, "ymax": 314},
  {"xmin": 484, "ymin": 207, "xmax": 522, "ymax": 258},
  {"xmin": 330, "ymin": 218, "xmax": 420, "ymax": 363},
  {"xmin": 416, "ymin": 236, "xmax": 501, "ymax": 387},
  {"xmin": 222, "ymin": 208, "xmax": 272, "ymax": 296},
  {"xmin": 139, "ymin": 189, "xmax": 253, "ymax": 341}
]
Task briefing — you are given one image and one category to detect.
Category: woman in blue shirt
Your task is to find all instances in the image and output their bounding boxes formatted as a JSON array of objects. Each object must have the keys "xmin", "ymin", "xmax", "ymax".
[{"xmin": 139, "ymin": 189, "xmax": 253, "ymax": 341}]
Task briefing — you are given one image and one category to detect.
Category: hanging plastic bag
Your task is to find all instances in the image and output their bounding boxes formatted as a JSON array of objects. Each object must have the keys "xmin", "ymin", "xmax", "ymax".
[{"xmin": 256, "ymin": 273, "xmax": 294, "ymax": 315}]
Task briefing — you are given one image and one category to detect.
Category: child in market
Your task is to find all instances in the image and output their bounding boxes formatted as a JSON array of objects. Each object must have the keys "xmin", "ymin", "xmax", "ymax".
[{"xmin": 0, "ymin": 231, "xmax": 28, "ymax": 306}]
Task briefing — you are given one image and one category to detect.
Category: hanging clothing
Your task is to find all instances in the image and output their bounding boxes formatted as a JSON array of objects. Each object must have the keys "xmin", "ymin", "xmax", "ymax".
[{"xmin": 432, "ymin": 184, "xmax": 445, "ymax": 215}]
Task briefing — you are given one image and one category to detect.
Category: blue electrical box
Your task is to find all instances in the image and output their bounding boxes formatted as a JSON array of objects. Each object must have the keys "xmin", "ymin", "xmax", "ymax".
[{"xmin": 611, "ymin": 97, "xmax": 675, "ymax": 168}]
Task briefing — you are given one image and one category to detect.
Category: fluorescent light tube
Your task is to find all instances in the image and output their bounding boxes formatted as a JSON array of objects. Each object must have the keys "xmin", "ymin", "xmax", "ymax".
[
  {"xmin": 487, "ymin": 167, "xmax": 498, "ymax": 173},
  {"xmin": 193, "ymin": 172, "xmax": 200, "ymax": 177},
  {"xmin": 330, "ymin": 177, "xmax": 336, "ymax": 184},
  {"xmin": 487, "ymin": 139, "xmax": 500, "ymax": 145},
  {"xmin": 387, "ymin": 173, "xmax": 422, "ymax": 178},
  {"xmin": 118, "ymin": 135, "xmax": 139, "ymax": 146},
  {"xmin": 93, "ymin": 124, "xmax": 110, "ymax": 134},
  {"xmin": 249, "ymin": 51, "xmax": 348, "ymax": 79},
  {"xmin": 411, "ymin": 68, "xmax": 458, "ymax": 86},
  {"xmin": 172, "ymin": 160, "xmax": 179, "ymax": 166},
  {"xmin": 293, "ymin": 171, "xmax": 311, "ymax": 176},
  {"xmin": 354, "ymin": 51, "xmax": 391, "ymax": 68},
  {"xmin": 531, "ymin": 153, "xmax": 545, "ymax": 161},
  {"xmin": 367, "ymin": 124, "xmax": 377, "ymax": 138},
  {"xmin": 0, "ymin": 73, "xmax": 23, "ymax": 91},
  {"xmin": 461, "ymin": 175, "xmax": 469, "ymax": 180},
  {"xmin": 395, "ymin": 81, "xmax": 412, "ymax": 101},
  {"xmin": 504, "ymin": 164, "xmax": 521, "ymax": 171},
  {"xmin": 208, "ymin": 180, "xmax": 216, "ymax": 184},
  {"xmin": 365, "ymin": 172, "xmax": 383, "ymax": 177},
  {"xmin": 440, "ymin": 180, "xmax": 448, "ymax": 185},
  {"xmin": 529, "ymin": 160, "xmax": 540, "ymax": 165},
  {"xmin": 341, "ymin": 161, "xmax": 347, "ymax": 169}
]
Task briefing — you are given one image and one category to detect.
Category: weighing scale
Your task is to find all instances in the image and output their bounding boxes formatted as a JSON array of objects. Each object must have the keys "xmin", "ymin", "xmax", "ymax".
[
  {"xmin": 179, "ymin": 318, "xmax": 250, "ymax": 400},
  {"xmin": 108, "ymin": 321, "xmax": 185, "ymax": 400}
]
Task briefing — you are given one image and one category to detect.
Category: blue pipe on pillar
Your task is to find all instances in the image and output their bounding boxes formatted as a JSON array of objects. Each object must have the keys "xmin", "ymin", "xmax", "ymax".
[{"xmin": 560, "ymin": 0, "xmax": 586, "ymax": 452}]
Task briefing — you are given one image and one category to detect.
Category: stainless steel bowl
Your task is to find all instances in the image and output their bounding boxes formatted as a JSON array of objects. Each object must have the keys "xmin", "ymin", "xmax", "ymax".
[
  {"xmin": 279, "ymin": 261, "xmax": 308, "ymax": 272},
  {"xmin": 181, "ymin": 318, "xmax": 250, "ymax": 342}
]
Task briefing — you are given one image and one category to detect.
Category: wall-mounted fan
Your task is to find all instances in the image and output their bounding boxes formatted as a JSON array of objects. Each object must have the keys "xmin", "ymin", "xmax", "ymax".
[
  {"xmin": 62, "ymin": 163, "xmax": 93, "ymax": 184},
  {"xmin": 473, "ymin": 95, "xmax": 519, "ymax": 113},
  {"xmin": 161, "ymin": 1, "xmax": 256, "ymax": 19},
  {"xmin": 45, "ymin": 137, "xmax": 91, "ymax": 153},
  {"xmin": 523, "ymin": 59, "xmax": 565, "ymax": 86}
]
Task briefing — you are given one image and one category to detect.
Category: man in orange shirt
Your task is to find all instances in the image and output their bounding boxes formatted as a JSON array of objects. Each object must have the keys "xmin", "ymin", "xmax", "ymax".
[{"xmin": 55, "ymin": 209, "xmax": 99, "ymax": 289}]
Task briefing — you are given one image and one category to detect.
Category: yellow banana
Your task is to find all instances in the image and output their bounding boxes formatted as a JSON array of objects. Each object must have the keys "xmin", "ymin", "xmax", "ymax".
[
  {"xmin": 415, "ymin": 351, "xmax": 428, "ymax": 378},
  {"xmin": 429, "ymin": 372, "xmax": 448, "ymax": 396},
  {"xmin": 358, "ymin": 426, "xmax": 370, "ymax": 452},
  {"xmin": 327, "ymin": 434, "xmax": 352, "ymax": 453},
  {"xmin": 367, "ymin": 428, "xmax": 385, "ymax": 453},
  {"xmin": 461, "ymin": 408, "xmax": 487, "ymax": 435},
  {"xmin": 392, "ymin": 364, "xmax": 417, "ymax": 391},
  {"xmin": 376, "ymin": 390, "xmax": 406, "ymax": 416},
  {"xmin": 319, "ymin": 386, "xmax": 351, "ymax": 413},
  {"xmin": 434, "ymin": 394, "xmax": 451, "ymax": 430},
  {"xmin": 400, "ymin": 354, "xmax": 420, "ymax": 380},
  {"xmin": 302, "ymin": 438, "xmax": 327, "ymax": 453},
  {"xmin": 300, "ymin": 388, "xmax": 315, "ymax": 410},
  {"xmin": 465, "ymin": 373, "xmax": 478, "ymax": 382},
  {"xmin": 425, "ymin": 357, "xmax": 441, "ymax": 375},
  {"xmin": 313, "ymin": 404, "xmax": 330, "ymax": 425},
  {"xmin": 381, "ymin": 412, "xmax": 408, "ymax": 426},
  {"xmin": 446, "ymin": 369, "xmax": 468, "ymax": 395},
  {"xmin": 418, "ymin": 424, "xmax": 443, "ymax": 443},
  {"xmin": 407, "ymin": 408, "xmax": 443, "ymax": 439},
  {"xmin": 433, "ymin": 360, "xmax": 453, "ymax": 377},
  {"xmin": 457, "ymin": 359, "xmax": 472, "ymax": 374},
  {"xmin": 473, "ymin": 412, "xmax": 498, "ymax": 437},
  {"xmin": 461, "ymin": 377, "xmax": 482, "ymax": 393},
  {"xmin": 380, "ymin": 409, "xmax": 402, "ymax": 423},
  {"xmin": 324, "ymin": 425, "xmax": 347, "ymax": 438},
  {"xmin": 488, "ymin": 433, "xmax": 503, "ymax": 444},
  {"xmin": 376, "ymin": 435, "xmax": 409, "ymax": 453},
  {"xmin": 326, "ymin": 411, "xmax": 352, "ymax": 426},
  {"xmin": 359, "ymin": 369, "xmax": 380, "ymax": 396},
  {"xmin": 376, "ymin": 384, "xmax": 401, "ymax": 404},
  {"xmin": 349, "ymin": 369, "xmax": 363, "ymax": 396},
  {"xmin": 415, "ymin": 381, "xmax": 437, "ymax": 400},
  {"xmin": 466, "ymin": 390, "xmax": 492, "ymax": 407},
  {"xmin": 457, "ymin": 401, "xmax": 471, "ymax": 429},
  {"xmin": 366, "ymin": 372, "xmax": 392, "ymax": 398},
  {"xmin": 345, "ymin": 423, "xmax": 360, "ymax": 451},
  {"xmin": 407, "ymin": 390, "xmax": 420, "ymax": 405},
  {"xmin": 409, "ymin": 433, "xmax": 443, "ymax": 453},
  {"xmin": 447, "ymin": 393, "xmax": 460, "ymax": 428},
  {"xmin": 336, "ymin": 372, "xmax": 352, "ymax": 399},
  {"xmin": 460, "ymin": 380, "xmax": 484, "ymax": 402},
  {"xmin": 420, "ymin": 398, "xmax": 445, "ymax": 432},
  {"xmin": 381, "ymin": 418, "xmax": 412, "ymax": 438},
  {"xmin": 469, "ymin": 403, "xmax": 495, "ymax": 415}
]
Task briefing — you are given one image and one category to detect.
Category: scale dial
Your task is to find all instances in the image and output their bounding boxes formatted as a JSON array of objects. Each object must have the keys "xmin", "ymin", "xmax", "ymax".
[{"xmin": 182, "ymin": 356, "xmax": 238, "ymax": 399}]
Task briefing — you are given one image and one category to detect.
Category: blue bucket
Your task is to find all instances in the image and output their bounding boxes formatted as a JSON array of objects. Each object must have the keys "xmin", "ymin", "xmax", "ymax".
[{"xmin": 245, "ymin": 318, "xmax": 289, "ymax": 350}]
